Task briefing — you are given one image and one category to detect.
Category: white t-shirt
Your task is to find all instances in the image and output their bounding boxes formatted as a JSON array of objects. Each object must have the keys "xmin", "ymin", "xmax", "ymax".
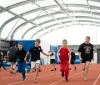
[{"xmin": 50, "ymin": 52, "xmax": 55, "ymax": 59}]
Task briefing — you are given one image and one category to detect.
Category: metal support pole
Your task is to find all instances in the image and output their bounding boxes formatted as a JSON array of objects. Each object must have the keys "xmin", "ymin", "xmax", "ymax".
[{"xmin": 5, "ymin": 18, "xmax": 20, "ymax": 40}]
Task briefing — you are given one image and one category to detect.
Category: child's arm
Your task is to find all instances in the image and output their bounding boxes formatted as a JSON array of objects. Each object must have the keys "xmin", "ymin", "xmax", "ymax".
[
  {"xmin": 25, "ymin": 48, "xmax": 33, "ymax": 61},
  {"xmin": 40, "ymin": 46, "xmax": 50, "ymax": 57},
  {"xmin": 69, "ymin": 54, "xmax": 72, "ymax": 64},
  {"xmin": 41, "ymin": 51, "xmax": 50, "ymax": 57},
  {"xmin": 68, "ymin": 48, "xmax": 71, "ymax": 64},
  {"xmin": 78, "ymin": 44, "xmax": 83, "ymax": 62},
  {"xmin": 24, "ymin": 52, "xmax": 30, "ymax": 61},
  {"xmin": 92, "ymin": 45, "xmax": 94, "ymax": 61},
  {"xmin": 58, "ymin": 47, "xmax": 61, "ymax": 63}
]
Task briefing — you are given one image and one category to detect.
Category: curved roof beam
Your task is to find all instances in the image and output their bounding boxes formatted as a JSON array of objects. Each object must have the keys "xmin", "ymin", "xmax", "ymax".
[
  {"xmin": 0, "ymin": 1, "xmax": 100, "ymax": 14},
  {"xmin": 89, "ymin": 0, "xmax": 100, "ymax": 3},
  {"xmin": 21, "ymin": 4, "xmax": 100, "ymax": 16},
  {"xmin": 10, "ymin": 10, "xmax": 100, "ymax": 39},
  {"xmin": 0, "ymin": 0, "xmax": 43, "ymax": 13},
  {"xmin": 1, "ymin": 4, "xmax": 100, "ymax": 36},
  {"xmin": 22, "ymin": 20, "xmax": 100, "ymax": 39},
  {"xmin": 17, "ymin": 15, "xmax": 100, "ymax": 36},
  {"xmin": 19, "ymin": 11, "xmax": 100, "ymax": 39},
  {"xmin": 12, "ymin": 12, "xmax": 100, "ymax": 39},
  {"xmin": 1, "ymin": 3, "xmax": 100, "ymax": 32},
  {"xmin": 20, "ymin": 15, "xmax": 100, "ymax": 39},
  {"xmin": 31, "ymin": 20, "xmax": 100, "ymax": 39},
  {"xmin": 0, "ymin": 6, "xmax": 46, "ymax": 39},
  {"xmin": 1, "ymin": 4, "xmax": 100, "ymax": 39},
  {"xmin": 39, "ymin": 23, "xmax": 100, "ymax": 39}
]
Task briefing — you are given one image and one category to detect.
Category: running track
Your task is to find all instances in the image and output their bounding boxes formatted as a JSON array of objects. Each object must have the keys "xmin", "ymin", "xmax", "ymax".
[{"xmin": 0, "ymin": 64, "xmax": 100, "ymax": 85}]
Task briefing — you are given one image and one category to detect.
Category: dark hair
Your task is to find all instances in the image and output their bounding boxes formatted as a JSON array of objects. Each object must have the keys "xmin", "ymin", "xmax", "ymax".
[
  {"xmin": 18, "ymin": 42, "xmax": 23, "ymax": 46},
  {"xmin": 86, "ymin": 36, "xmax": 90, "ymax": 39},
  {"xmin": 71, "ymin": 49, "xmax": 74, "ymax": 50},
  {"xmin": 12, "ymin": 42, "xmax": 16, "ymax": 46},
  {"xmin": 36, "ymin": 39, "xmax": 41, "ymax": 43}
]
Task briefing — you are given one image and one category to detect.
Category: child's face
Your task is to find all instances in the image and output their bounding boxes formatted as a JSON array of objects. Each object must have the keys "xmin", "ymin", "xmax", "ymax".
[
  {"xmin": 62, "ymin": 41, "xmax": 67, "ymax": 47},
  {"xmin": 35, "ymin": 41, "xmax": 40, "ymax": 47},
  {"xmin": 51, "ymin": 50, "xmax": 54, "ymax": 53},
  {"xmin": 85, "ymin": 37, "xmax": 90, "ymax": 43},
  {"xmin": 18, "ymin": 44, "xmax": 23, "ymax": 50},
  {"xmin": 71, "ymin": 50, "xmax": 73, "ymax": 52}
]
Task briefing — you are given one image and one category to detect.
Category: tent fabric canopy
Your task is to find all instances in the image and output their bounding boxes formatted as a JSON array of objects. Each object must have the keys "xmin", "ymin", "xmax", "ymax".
[{"xmin": 0, "ymin": 0, "xmax": 100, "ymax": 44}]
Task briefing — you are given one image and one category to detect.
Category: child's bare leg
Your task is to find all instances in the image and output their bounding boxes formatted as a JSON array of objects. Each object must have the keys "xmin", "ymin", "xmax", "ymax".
[
  {"xmin": 84, "ymin": 61, "xmax": 90, "ymax": 77},
  {"xmin": 31, "ymin": 62, "xmax": 36, "ymax": 72},
  {"xmin": 12, "ymin": 63, "xmax": 16, "ymax": 73},
  {"xmin": 83, "ymin": 63, "xmax": 86, "ymax": 71},
  {"xmin": 51, "ymin": 64, "xmax": 56, "ymax": 71},
  {"xmin": 31, "ymin": 67, "xmax": 35, "ymax": 72},
  {"xmin": 10, "ymin": 62, "xmax": 14, "ymax": 73},
  {"xmin": 34, "ymin": 64, "xmax": 39, "ymax": 83}
]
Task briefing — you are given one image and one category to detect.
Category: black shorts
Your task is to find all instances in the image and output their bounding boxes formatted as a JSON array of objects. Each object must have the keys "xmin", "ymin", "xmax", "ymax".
[
  {"xmin": 9, "ymin": 57, "xmax": 15, "ymax": 63},
  {"xmin": 50, "ymin": 59, "xmax": 55, "ymax": 64},
  {"xmin": 70, "ymin": 60, "xmax": 75, "ymax": 64},
  {"xmin": 82, "ymin": 57, "xmax": 92, "ymax": 63}
]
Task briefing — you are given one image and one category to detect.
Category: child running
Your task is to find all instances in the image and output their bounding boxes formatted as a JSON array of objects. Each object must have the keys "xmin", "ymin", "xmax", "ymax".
[
  {"xmin": 8, "ymin": 42, "xmax": 17, "ymax": 74},
  {"xmin": 58, "ymin": 39, "xmax": 71, "ymax": 82},
  {"xmin": 70, "ymin": 49, "xmax": 76, "ymax": 70},
  {"xmin": 14, "ymin": 42, "xmax": 27, "ymax": 81},
  {"xmin": 25, "ymin": 39, "xmax": 50, "ymax": 83},
  {"xmin": 50, "ymin": 50, "xmax": 56, "ymax": 71},
  {"xmin": 78, "ymin": 36, "xmax": 94, "ymax": 81}
]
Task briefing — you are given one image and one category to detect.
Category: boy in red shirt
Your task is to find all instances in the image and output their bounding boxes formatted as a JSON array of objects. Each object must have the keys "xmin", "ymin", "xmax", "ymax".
[{"xmin": 58, "ymin": 39, "xmax": 71, "ymax": 82}]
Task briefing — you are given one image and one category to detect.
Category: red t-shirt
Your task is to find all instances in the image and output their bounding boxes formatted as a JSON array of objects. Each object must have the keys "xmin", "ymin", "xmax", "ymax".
[{"xmin": 59, "ymin": 47, "xmax": 69, "ymax": 60}]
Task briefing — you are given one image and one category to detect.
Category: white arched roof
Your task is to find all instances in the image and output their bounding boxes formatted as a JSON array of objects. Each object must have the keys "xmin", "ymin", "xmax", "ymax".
[{"xmin": 0, "ymin": 0, "xmax": 100, "ymax": 45}]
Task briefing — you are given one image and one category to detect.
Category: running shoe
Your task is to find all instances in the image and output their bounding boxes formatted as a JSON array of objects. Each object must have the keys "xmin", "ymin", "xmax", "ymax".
[
  {"xmin": 61, "ymin": 72, "xmax": 64, "ymax": 77},
  {"xmin": 65, "ymin": 78, "xmax": 69, "ymax": 82},
  {"xmin": 22, "ymin": 76, "xmax": 26, "ymax": 81},
  {"xmin": 34, "ymin": 78, "xmax": 38, "ymax": 83},
  {"xmin": 83, "ymin": 73, "xmax": 87, "ymax": 81}
]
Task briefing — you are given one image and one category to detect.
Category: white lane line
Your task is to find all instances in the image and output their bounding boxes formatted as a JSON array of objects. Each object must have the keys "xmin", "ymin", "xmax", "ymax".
[
  {"xmin": 6, "ymin": 68, "xmax": 81, "ymax": 85},
  {"xmin": 93, "ymin": 74, "xmax": 100, "ymax": 85},
  {"xmin": 50, "ymin": 71, "xmax": 82, "ymax": 85},
  {"xmin": 7, "ymin": 72, "xmax": 60, "ymax": 85},
  {"xmin": 2, "ymin": 66, "xmax": 60, "ymax": 80},
  {"xmin": 2, "ymin": 73, "xmax": 33, "ymax": 80}
]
